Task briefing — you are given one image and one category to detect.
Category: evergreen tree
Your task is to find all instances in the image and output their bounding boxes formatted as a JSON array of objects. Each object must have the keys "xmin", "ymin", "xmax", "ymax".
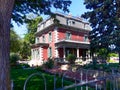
[{"xmin": 82, "ymin": 0, "xmax": 120, "ymax": 64}]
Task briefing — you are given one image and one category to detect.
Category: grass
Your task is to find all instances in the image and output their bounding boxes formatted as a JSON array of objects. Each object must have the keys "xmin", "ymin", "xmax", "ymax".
[{"xmin": 11, "ymin": 66, "xmax": 94, "ymax": 90}]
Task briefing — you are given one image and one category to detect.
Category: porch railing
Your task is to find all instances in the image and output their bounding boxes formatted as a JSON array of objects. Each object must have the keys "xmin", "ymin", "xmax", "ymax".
[{"xmin": 54, "ymin": 57, "xmax": 92, "ymax": 65}]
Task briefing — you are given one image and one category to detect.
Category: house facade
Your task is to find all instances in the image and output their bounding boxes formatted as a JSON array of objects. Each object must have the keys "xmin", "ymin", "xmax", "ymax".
[{"xmin": 29, "ymin": 12, "xmax": 92, "ymax": 66}]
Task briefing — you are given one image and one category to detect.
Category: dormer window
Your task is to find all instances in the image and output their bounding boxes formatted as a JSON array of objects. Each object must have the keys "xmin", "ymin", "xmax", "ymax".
[
  {"xmin": 66, "ymin": 19, "xmax": 71, "ymax": 26},
  {"xmin": 66, "ymin": 18, "xmax": 75, "ymax": 26},
  {"xmin": 72, "ymin": 21, "xmax": 75, "ymax": 24}
]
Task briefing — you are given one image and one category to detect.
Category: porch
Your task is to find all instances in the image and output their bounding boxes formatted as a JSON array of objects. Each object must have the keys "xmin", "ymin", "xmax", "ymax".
[{"xmin": 55, "ymin": 39, "xmax": 92, "ymax": 65}]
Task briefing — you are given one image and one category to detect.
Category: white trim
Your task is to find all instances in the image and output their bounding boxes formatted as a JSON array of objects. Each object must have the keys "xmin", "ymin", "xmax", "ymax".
[
  {"xmin": 77, "ymin": 48, "xmax": 79, "ymax": 58},
  {"xmin": 54, "ymin": 27, "xmax": 58, "ymax": 42},
  {"xmin": 40, "ymin": 47, "xmax": 43, "ymax": 60},
  {"xmin": 55, "ymin": 47, "xmax": 59, "ymax": 58},
  {"xmin": 57, "ymin": 39, "xmax": 90, "ymax": 44}
]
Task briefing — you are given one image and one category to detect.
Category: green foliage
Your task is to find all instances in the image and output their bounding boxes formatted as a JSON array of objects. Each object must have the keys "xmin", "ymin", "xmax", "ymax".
[
  {"xmin": 20, "ymin": 41, "xmax": 31, "ymax": 59},
  {"xmin": 13, "ymin": 0, "xmax": 71, "ymax": 24},
  {"xmin": 10, "ymin": 53, "xmax": 20, "ymax": 66},
  {"xmin": 10, "ymin": 29, "xmax": 21, "ymax": 53},
  {"xmin": 11, "ymin": 68, "xmax": 94, "ymax": 90},
  {"xmin": 24, "ymin": 16, "xmax": 43, "ymax": 44},
  {"xmin": 43, "ymin": 58, "xmax": 54, "ymax": 69},
  {"xmin": 20, "ymin": 16, "xmax": 43, "ymax": 60},
  {"xmin": 82, "ymin": 0, "xmax": 120, "ymax": 57},
  {"xmin": 66, "ymin": 54, "xmax": 76, "ymax": 64},
  {"xmin": 108, "ymin": 53, "xmax": 118, "ymax": 57},
  {"xmin": 97, "ymin": 48, "xmax": 109, "ymax": 60}
]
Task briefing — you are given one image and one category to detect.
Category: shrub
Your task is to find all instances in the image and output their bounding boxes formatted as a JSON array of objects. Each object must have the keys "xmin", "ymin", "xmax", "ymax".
[
  {"xmin": 66, "ymin": 54, "xmax": 76, "ymax": 64},
  {"xmin": 108, "ymin": 53, "xmax": 118, "ymax": 57},
  {"xmin": 10, "ymin": 53, "xmax": 20, "ymax": 66},
  {"xmin": 43, "ymin": 58, "xmax": 54, "ymax": 69}
]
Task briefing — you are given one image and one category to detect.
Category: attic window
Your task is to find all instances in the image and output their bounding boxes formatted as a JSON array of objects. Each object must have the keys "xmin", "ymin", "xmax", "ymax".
[{"xmin": 72, "ymin": 21, "xmax": 75, "ymax": 24}]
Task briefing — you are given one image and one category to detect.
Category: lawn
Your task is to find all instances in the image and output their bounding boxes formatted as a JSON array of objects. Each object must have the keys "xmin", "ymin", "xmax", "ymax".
[{"xmin": 11, "ymin": 66, "xmax": 94, "ymax": 90}]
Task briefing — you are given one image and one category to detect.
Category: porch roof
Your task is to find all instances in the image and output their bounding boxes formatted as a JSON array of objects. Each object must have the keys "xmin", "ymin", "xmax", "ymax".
[
  {"xmin": 31, "ymin": 43, "xmax": 49, "ymax": 48},
  {"xmin": 55, "ymin": 39, "xmax": 90, "ymax": 49}
]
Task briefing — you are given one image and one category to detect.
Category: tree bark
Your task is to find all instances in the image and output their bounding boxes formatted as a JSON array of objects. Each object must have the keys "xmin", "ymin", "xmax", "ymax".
[{"xmin": 0, "ymin": 0, "xmax": 14, "ymax": 90}]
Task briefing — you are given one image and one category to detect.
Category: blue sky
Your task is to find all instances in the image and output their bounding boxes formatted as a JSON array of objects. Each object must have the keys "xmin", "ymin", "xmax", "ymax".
[{"xmin": 13, "ymin": 0, "xmax": 88, "ymax": 38}]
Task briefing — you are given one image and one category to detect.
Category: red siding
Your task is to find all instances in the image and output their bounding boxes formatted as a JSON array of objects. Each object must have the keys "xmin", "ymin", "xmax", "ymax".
[
  {"xmin": 58, "ymin": 28, "xmax": 88, "ymax": 42},
  {"xmin": 43, "ymin": 46, "xmax": 48, "ymax": 60}
]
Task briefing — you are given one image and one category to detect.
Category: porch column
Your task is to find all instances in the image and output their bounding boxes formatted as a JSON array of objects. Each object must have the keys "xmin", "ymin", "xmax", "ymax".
[
  {"xmin": 63, "ymin": 46, "xmax": 66, "ymax": 61},
  {"xmin": 77, "ymin": 48, "xmax": 79, "ymax": 58},
  {"xmin": 55, "ymin": 47, "xmax": 59, "ymax": 58}
]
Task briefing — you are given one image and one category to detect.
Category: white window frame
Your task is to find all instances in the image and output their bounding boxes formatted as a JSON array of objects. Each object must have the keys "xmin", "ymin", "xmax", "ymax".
[
  {"xmin": 42, "ymin": 35, "xmax": 45, "ymax": 43},
  {"xmin": 48, "ymin": 32, "xmax": 52, "ymax": 42},
  {"xmin": 66, "ymin": 31, "xmax": 71, "ymax": 40},
  {"xmin": 84, "ymin": 34, "xmax": 88, "ymax": 42}
]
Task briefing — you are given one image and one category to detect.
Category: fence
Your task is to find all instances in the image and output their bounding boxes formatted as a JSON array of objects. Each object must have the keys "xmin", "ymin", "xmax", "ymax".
[{"xmin": 13, "ymin": 68, "xmax": 120, "ymax": 90}]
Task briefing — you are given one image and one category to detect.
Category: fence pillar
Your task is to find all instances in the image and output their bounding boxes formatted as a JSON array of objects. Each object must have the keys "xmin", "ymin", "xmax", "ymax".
[
  {"xmin": 103, "ymin": 79, "xmax": 107, "ymax": 90},
  {"xmin": 11, "ymin": 80, "xmax": 14, "ymax": 90}
]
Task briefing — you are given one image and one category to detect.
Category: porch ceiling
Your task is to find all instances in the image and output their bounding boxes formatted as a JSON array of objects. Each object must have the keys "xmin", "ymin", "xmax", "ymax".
[
  {"xmin": 31, "ymin": 43, "xmax": 49, "ymax": 48},
  {"xmin": 55, "ymin": 40, "xmax": 90, "ymax": 49}
]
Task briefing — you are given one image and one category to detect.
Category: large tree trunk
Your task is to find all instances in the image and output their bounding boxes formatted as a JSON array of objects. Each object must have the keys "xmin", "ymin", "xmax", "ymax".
[{"xmin": 0, "ymin": 0, "xmax": 14, "ymax": 90}]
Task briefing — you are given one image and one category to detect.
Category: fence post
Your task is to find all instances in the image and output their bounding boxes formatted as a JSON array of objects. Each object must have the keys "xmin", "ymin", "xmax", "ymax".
[
  {"xmin": 11, "ymin": 80, "xmax": 14, "ymax": 90},
  {"xmin": 86, "ymin": 70, "xmax": 88, "ymax": 90},
  {"xmin": 23, "ymin": 73, "xmax": 46, "ymax": 90},
  {"xmin": 80, "ymin": 70, "xmax": 83, "ymax": 90},
  {"xmin": 54, "ymin": 74, "xmax": 57, "ymax": 90},
  {"xmin": 103, "ymin": 79, "xmax": 107, "ymax": 90}
]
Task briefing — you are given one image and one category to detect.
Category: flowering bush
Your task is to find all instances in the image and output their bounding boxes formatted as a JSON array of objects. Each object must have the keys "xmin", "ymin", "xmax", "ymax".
[{"xmin": 66, "ymin": 54, "xmax": 76, "ymax": 64}]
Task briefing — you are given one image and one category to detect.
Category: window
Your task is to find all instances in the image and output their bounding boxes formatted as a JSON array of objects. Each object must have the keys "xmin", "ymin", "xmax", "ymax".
[
  {"xmin": 32, "ymin": 49, "xmax": 35, "ymax": 59},
  {"xmin": 66, "ymin": 19, "xmax": 75, "ymax": 26},
  {"xmin": 66, "ymin": 19, "xmax": 71, "ymax": 26},
  {"xmin": 36, "ymin": 37, "xmax": 39, "ymax": 43},
  {"xmin": 49, "ymin": 32, "xmax": 52, "ymax": 42},
  {"xmin": 84, "ymin": 35, "xmax": 88, "ymax": 42},
  {"xmin": 66, "ymin": 32, "xmax": 71, "ymax": 40},
  {"xmin": 42, "ymin": 35, "xmax": 45, "ymax": 43},
  {"xmin": 48, "ymin": 47, "xmax": 52, "ymax": 57},
  {"xmin": 36, "ymin": 49, "xmax": 39, "ymax": 58},
  {"xmin": 72, "ymin": 21, "xmax": 75, "ymax": 24}
]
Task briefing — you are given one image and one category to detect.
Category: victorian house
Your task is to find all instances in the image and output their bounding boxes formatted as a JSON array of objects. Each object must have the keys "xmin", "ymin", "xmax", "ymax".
[{"xmin": 29, "ymin": 12, "xmax": 91, "ymax": 66}]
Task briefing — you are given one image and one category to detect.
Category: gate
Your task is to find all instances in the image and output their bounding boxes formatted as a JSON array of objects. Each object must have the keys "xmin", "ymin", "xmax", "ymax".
[{"xmin": 23, "ymin": 68, "xmax": 120, "ymax": 90}]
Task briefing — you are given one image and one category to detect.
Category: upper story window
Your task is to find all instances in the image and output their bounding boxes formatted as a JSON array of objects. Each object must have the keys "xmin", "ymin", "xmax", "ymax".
[
  {"xmin": 66, "ymin": 19, "xmax": 71, "ymax": 26},
  {"xmin": 72, "ymin": 21, "xmax": 75, "ymax": 24},
  {"xmin": 84, "ymin": 35, "xmax": 88, "ymax": 42},
  {"xmin": 36, "ymin": 37, "xmax": 39, "ymax": 43},
  {"xmin": 66, "ymin": 18, "xmax": 75, "ymax": 26},
  {"xmin": 49, "ymin": 32, "xmax": 52, "ymax": 42},
  {"xmin": 48, "ymin": 47, "xmax": 52, "ymax": 58},
  {"xmin": 66, "ymin": 32, "xmax": 71, "ymax": 40},
  {"xmin": 42, "ymin": 35, "xmax": 45, "ymax": 43},
  {"xmin": 36, "ymin": 49, "xmax": 39, "ymax": 58}
]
